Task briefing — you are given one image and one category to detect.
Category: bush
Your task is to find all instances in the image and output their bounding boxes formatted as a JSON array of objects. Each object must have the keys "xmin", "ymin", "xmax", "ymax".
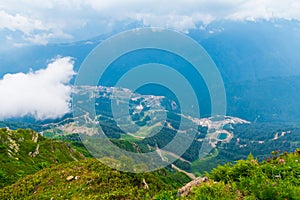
[{"xmin": 191, "ymin": 181, "xmax": 237, "ymax": 200}]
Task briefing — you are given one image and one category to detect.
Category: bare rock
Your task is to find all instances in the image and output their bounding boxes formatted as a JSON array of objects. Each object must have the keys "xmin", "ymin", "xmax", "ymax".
[
  {"xmin": 66, "ymin": 175, "xmax": 74, "ymax": 181},
  {"xmin": 32, "ymin": 132, "xmax": 39, "ymax": 143},
  {"xmin": 142, "ymin": 178, "xmax": 149, "ymax": 190},
  {"xmin": 177, "ymin": 176, "xmax": 208, "ymax": 197},
  {"xmin": 29, "ymin": 144, "xmax": 40, "ymax": 158}
]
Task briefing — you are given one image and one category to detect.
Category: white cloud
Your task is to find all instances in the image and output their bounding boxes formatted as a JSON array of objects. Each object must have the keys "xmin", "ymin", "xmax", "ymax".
[
  {"xmin": 0, "ymin": 57, "xmax": 75, "ymax": 120},
  {"xmin": 225, "ymin": 0, "xmax": 300, "ymax": 21},
  {"xmin": 81, "ymin": 0, "xmax": 300, "ymax": 30},
  {"xmin": 0, "ymin": 10, "xmax": 72, "ymax": 45},
  {"xmin": 1, "ymin": 0, "xmax": 300, "ymax": 43},
  {"xmin": 25, "ymin": 31, "xmax": 73, "ymax": 45},
  {"xmin": 0, "ymin": 10, "xmax": 46, "ymax": 34},
  {"xmin": 130, "ymin": 12, "xmax": 218, "ymax": 33}
]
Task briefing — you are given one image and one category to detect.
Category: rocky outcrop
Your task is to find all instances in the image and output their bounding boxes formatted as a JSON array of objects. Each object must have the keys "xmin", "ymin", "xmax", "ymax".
[
  {"xmin": 142, "ymin": 178, "xmax": 149, "ymax": 190},
  {"xmin": 31, "ymin": 131, "xmax": 39, "ymax": 143},
  {"xmin": 28, "ymin": 144, "xmax": 39, "ymax": 158},
  {"xmin": 177, "ymin": 176, "xmax": 209, "ymax": 197},
  {"xmin": 7, "ymin": 130, "xmax": 20, "ymax": 160}
]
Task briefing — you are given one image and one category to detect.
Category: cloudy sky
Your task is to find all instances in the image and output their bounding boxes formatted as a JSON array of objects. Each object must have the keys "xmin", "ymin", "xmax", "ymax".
[
  {"xmin": 0, "ymin": 0, "xmax": 299, "ymax": 120},
  {"xmin": 1, "ymin": 0, "xmax": 300, "ymax": 46}
]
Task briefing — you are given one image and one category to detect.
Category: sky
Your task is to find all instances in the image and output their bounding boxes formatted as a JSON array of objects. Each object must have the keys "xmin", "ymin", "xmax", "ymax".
[
  {"xmin": 0, "ymin": 0, "xmax": 300, "ymax": 46},
  {"xmin": 0, "ymin": 0, "xmax": 300, "ymax": 120}
]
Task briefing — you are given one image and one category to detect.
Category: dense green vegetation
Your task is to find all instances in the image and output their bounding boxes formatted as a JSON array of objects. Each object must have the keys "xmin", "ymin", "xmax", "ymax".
[
  {"xmin": 52, "ymin": 133, "xmax": 94, "ymax": 158},
  {"xmin": 0, "ymin": 128, "xmax": 84, "ymax": 188},
  {"xmin": 206, "ymin": 150, "xmax": 300, "ymax": 199},
  {"xmin": 0, "ymin": 158, "xmax": 190, "ymax": 199},
  {"xmin": 39, "ymin": 118, "xmax": 300, "ymax": 177},
  {"xmin": 155, "ymin": 149, "xmax": 300, "ymax": 199},
  {"xmin": 2, "ymin": 146, "xmax": 298, "ymax": 199}
]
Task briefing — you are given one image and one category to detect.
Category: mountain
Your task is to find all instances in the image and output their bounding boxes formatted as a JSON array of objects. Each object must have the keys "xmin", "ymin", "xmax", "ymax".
[
  {"xmin": 197, "ymin": 20, "xmax": 300, "ymax": 83},
  {"xmin": 2, "ymin": 85, "xmax": 299, "ymax": 175},
  {"xmin": 1, "ymin": 20, "xmax": 300, "ymax": 122},
  {"xmin": 0, "ymin": 128, "xmax": 85, "ymax": 188},
  {"xmin": 1, "ymin": 20, "xmax": 300, "ymax": 80},
  {"xmin": 44, "ymin": 86, "xmax": 253, "ymax": 171},
  {"xmin": 226, "ymin": 76, "xmax": 300, "ymax": 122}
]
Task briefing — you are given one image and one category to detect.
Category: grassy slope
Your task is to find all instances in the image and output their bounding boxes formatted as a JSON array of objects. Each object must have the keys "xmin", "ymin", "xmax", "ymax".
[
  {"xmin": 0, "ymin": 158, "xmax": 190, "ymax": 199},
  {"xmin": 155, "ymin": 149, "xmax": 300, "ymax": 199},
  {"xmin": 3, "ymin": 149, "xmax": 299, "ymax": 199},
  {"xmin": 0, "ymin": 128, "xmax": 85, "ymax": 188}
]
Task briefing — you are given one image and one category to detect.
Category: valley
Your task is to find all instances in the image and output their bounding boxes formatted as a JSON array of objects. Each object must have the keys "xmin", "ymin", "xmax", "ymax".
[{"xmin": 2, "ymin": 85, "xmax": 296, "ymax": 177}]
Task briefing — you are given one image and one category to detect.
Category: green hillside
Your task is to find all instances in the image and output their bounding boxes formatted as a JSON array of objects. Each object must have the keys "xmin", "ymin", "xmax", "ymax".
[
  {"xmin": 1, "ymin": 148, "xmax": 299, "ymax": 200},
  {"xmin": 1, "ymin": 128, "xmax": 299, "ymax": 199},
  {"xmin": 0, "ymin": 158, "xmax": 190, "ymax": 199},
  {"xmin": 0, "ymin": 128, "xmax": 85, "ymax": 188},
  {"xmin": 156, "ymin": 149, "xmax": 300, "ymax": 199}
]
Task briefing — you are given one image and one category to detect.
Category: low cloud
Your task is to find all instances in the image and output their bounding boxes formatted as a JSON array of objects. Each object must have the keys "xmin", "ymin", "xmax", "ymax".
[{"xmin": 0, "ymin": 57, "xmax": 75, "ymax": 120}]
